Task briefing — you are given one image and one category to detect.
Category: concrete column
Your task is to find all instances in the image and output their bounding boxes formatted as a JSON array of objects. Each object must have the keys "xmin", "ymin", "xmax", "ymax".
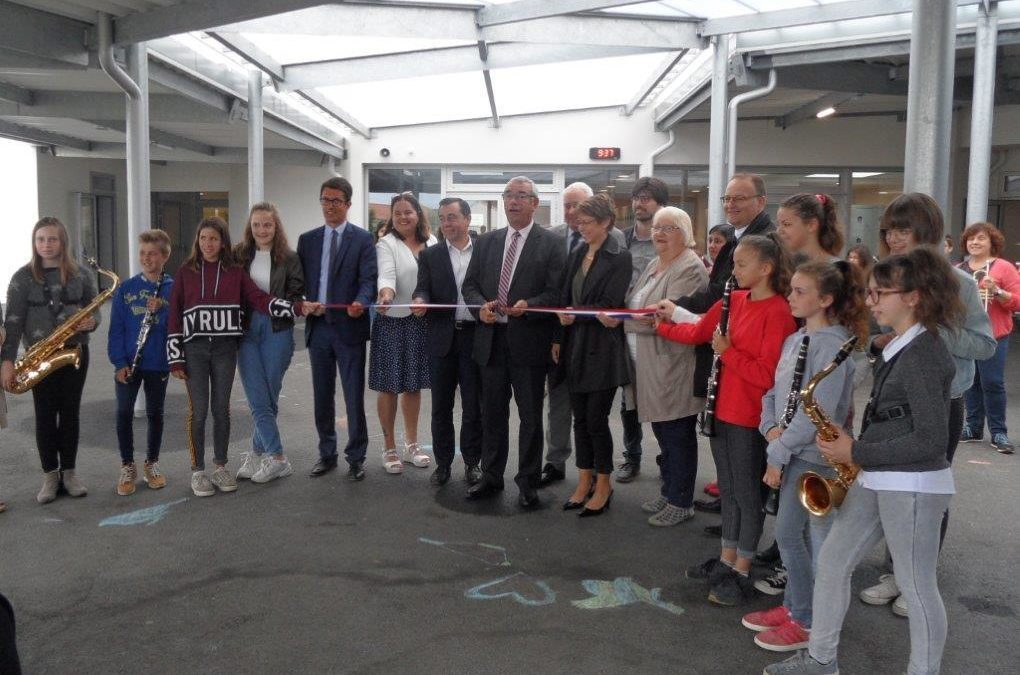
[
  {"xmin": 247, "ymin": 69, "xmax": 264, "ymax": 207},
  {"xmin": 903, "ymin": 0, "xmax": 957, "ymax": 212},
  {"xmin": 708, "ymin": 34, "xmax": 730, "ymax": 228},
  {"xmin": 966, "ymin": 1, "xmax": 998, "ymax": 225},
  {"xmin": 125, "ymin": 43, "xmax": 150, "ymax": 274}
]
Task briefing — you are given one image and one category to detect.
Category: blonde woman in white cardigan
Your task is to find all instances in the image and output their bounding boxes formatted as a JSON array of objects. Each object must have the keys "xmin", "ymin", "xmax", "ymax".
[{"xmin": 370, "ymin": 193, "xmax": 438, "ymax": 474}]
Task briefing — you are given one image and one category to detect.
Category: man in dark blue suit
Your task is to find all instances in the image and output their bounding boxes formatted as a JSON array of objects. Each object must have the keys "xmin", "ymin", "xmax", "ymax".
[
  {"xmin": 297, "ymin": 177, "xmax": 377, "ymax": 480},
  {"xmin": 411, "ymin": 197, "xmax": 482, "ymax": 487},
  {"xmin": 461, "ymin": 177, "xmax": 566, "ymax": 508}
]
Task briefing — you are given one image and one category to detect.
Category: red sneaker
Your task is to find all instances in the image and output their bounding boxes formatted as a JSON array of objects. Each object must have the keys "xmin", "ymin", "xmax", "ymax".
[
  {"xmin": 704, "ymin": 481, "xmax": 720, "ymax": 497},
  {"xmin": 754, "ymin": 617, "xmax": 810, "ymax": 652},
  {"xmin": 741, "ymin": 605, "xmax": 790, "ymax": 632}
]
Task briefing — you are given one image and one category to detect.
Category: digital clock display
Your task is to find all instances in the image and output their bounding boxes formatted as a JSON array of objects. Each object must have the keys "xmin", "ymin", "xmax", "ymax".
[{"xmin": 589, "ymin": 147, "xmax": 621, "ymax": 160}]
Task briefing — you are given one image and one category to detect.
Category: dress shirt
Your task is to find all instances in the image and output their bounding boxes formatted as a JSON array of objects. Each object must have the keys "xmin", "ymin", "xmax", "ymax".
[
  {"xmin": 447, "ymin": 238, "xmax": 474, "ymax": 322},
  {"xmin": 318, "ymin": 222, "xmax": 347, "ymax": 304}
]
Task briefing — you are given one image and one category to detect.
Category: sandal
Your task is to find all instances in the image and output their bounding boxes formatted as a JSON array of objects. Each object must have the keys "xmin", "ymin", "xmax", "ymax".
[
  {"xmin": 403, "ymin": 442, "xmax": 431, "ymax": 468},
  {"xmin": 382, "ymin": 448, "xmax": 404, "ymax": 474}
]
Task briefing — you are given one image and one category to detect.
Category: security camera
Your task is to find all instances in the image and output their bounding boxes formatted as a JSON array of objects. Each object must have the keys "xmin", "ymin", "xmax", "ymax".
[{"xmin": 379, "ymin": 148, "xmax": 391, "ymax": 157}]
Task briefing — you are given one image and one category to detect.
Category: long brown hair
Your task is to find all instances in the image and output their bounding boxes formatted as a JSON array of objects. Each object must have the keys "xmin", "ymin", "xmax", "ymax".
[
  {"xmin": 737, "ymin": 234, "xmax": 792, "ymax": 298},
  {"xmin": 795, "ymin": 260, "xmax": 869, "ymax": 344},
  {"xmin": 871, "ymin": 246, "xmax": 964, "ymax": 334},
  {"xmin": 380, "ymin": 192, "xmax": 431, "ymax": 243},
  {"xmin": 30, "ymin": 216, "xmax": 78, "ymax": 284},
  {"xmin": 184, "ymin": 216, "xmax": 236, "ymax": 271},
  {"xmin": 235, "ymin": 202, "xmax": 291, "ymax": 266}
]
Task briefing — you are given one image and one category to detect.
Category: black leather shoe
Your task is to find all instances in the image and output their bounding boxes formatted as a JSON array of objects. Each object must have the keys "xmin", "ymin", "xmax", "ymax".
[
  {"xmin": 538, "ymin": 463, "xmax": 565, "ymax": 487},
  {"xmin": 464, "ymin": 464, "xmax": 483, "ymax": 485},
  {"xmin": 466, "ymin": 481, "xmax": 502, "ymax": 501},
  {"xmin": 616, "ymin": 461, "xmax": 640, "ymax": 483},
  {"xmin": 430, "ymin": 466, "xmax": 451, "ymax": 486},
  {"xmin": 703, "ymin": 524, "xmax": 722, "ymax": 536},
  {"xmin": 578, "ymin": 490, "xmax": 613, "ymax": 518},
  {"xmin": 310, "ymin": 457, "xmax": 338, "ymax": 477},
  {"xmin": 346, "ymin": 461, "xmax": 365, "ymax": 481},
  {"xmin": 518, "ymin": 488, "xmax": 540, "ymax": 509},
  {"xmin": 694, "ymin": 497, "xmax": 721, "ymax": 513}
]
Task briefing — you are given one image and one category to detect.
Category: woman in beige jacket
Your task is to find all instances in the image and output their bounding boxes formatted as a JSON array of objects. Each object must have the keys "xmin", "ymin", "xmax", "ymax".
[
  {"xmin": 1, "ymin": 309, "xmax": 7, "ymax": 512},
  {"xmin": 608, "ymin": 206, "xmax": 708, "ymax": 526}
]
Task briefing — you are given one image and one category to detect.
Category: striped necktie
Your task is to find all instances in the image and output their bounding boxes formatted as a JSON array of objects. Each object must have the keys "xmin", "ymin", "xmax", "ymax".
[{"xmin": 496, "ymin": 231, "xmax": 521, "ymax": 315}]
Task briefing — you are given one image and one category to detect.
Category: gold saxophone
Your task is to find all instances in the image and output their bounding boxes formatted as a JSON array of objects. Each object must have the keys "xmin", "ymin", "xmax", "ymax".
[
  {"xmin": 797, "ymin": 336, "xmax": 859, "ymax": 517},
  {"xmin": 10, "ymin": 258, "xmax": 120, "ymax": 394}
]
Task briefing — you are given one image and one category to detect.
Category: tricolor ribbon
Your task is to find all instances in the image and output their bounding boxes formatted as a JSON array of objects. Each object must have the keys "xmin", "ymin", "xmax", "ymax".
[{"xmin": 320, "ymin": 302, "xmax": 656, "ymax": 319}]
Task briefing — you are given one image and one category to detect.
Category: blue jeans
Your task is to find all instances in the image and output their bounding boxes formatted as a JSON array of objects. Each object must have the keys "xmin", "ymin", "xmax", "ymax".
[
  {"xmin": 651, "ymin": 415, "xmax": 698, "ymax": 508},
  {"xmin": 115, "ymin": 369, "xmax": 169, "ymax": 464},
  {"xmin": 964, "ymin": 335, "xmax": 1009, "ymax": 437},
  {"xmin": 775, "ymin": 456, "xmax": 835, "ymax": 627},
  {"xmin": 238, "ymin": 313, "xmax": 294, "ymax": 457}
]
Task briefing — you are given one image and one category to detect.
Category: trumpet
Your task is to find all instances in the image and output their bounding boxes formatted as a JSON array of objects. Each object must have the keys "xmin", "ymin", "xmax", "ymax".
[
  {"xmin": 796, "ymin": 336, "xmax": 859, "ymax": 517},
  {"xmin": 973, "ymin": 262, "xmax": 992, "ymax": 311}
]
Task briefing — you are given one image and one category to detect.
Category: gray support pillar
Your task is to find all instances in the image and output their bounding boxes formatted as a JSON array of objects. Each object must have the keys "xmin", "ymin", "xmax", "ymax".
[
  {"xmin": 839, "ymin": 168, "xmax": 853, "ymax": 254},
  {"xmin": 966, "ymin": 1, "xmax": 998, "ymax": 225},
  {"xmin": 903, "ymin": 0, "xmax": 957, "ymax": 211},
  {"xmin": 247, "ymin": 70, "xmax": 264, "ymax": 207},
  {"xmin": 708, "ymin": 34, "xmax": 730, "ymax": 228},
  {"xmin": 126, "ymin": 43, "xmax": 150, "ymax": 274}
]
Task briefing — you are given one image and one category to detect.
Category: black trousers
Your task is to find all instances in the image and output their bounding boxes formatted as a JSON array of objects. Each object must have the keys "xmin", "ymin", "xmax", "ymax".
[
  {"xmin": 430, "ymin": 323, "xmax": 482, "ymax": 469},
  {"xmin": 479, "ymin": 326, "xmax": 547, "ymax": 491},
  {"xmin": 31, "ymin": 345, "xmax": 89, "ymax": 473},
  {"xmin": 940, "ymin": 395, "xmax": 965, "ymax": 547},
  {"xmin": 0, "ymin": 593, "xmax": 21, "ymax": 675},
  {"xmin": 570, "ymin": 388, "xmax": 616, "ymax": 474}
]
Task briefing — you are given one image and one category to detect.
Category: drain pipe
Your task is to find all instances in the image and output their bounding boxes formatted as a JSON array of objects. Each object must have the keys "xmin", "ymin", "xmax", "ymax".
[
  {"xmin": 641, "ymin": 128, "xmax": 675, "ymax": 178},
  {"xmin": 98, "ymin": 12, "xmax": 150, "ymax": 271},
  {"xmin": 726, "ymin": 68, "xmax": 777, "ymax": 178}
]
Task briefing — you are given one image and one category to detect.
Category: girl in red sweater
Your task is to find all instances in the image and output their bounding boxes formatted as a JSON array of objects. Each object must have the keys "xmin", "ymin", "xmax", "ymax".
[
  {"xmin": 167, "ymin": 217, "xmax": 314, "ymax": 498},
  {"xmin": 658, "ymin": 234, "xmax": 796, "ymax": 606}
]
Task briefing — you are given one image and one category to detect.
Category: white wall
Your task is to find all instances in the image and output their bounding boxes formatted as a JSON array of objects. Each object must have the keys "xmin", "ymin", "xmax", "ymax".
[{"xmin": 0, "ymin": 139, "xmax": 40, "ymax": 300}]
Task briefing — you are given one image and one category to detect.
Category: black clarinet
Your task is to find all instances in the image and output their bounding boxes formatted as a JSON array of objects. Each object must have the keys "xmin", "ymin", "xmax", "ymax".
[
  {"xmin": 699, "ymin": 276, "xmax": 736, "ymax": 437},
  {"xmin": 128, "ymin": 271, "xmax": 166, "ymax": 381},
  {"xmin": 765, "ymin": 334, "xmax": 811, "ymax": 516}
]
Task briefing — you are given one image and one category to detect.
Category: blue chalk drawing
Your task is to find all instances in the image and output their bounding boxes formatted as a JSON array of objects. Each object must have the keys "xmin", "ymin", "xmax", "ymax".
[
  {"xmin": 99, "ymin": 498, "xmax": 188, "ymax": 527},
  {"xmin": 419, "ymin": 537, "xmax": 511, "ymax": 567},
  {"xmin": 572, "ymin": 577, "xmax": 684, "ymax": 616},
  {"xmin": 465, "ymin": 572, "xmax": 557, "ymax": 607}
]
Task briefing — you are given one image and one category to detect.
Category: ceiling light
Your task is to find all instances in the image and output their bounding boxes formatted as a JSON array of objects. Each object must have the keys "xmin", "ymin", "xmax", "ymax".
[{"xmin": 816, "ymin": 107, "xmax": 836, "ymax": 118}]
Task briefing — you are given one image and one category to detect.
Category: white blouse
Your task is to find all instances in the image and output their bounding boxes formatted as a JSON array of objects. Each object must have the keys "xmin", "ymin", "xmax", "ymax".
[{"xmin": 376, "ymin": 232, "xmax": 437, "ymax": 318}]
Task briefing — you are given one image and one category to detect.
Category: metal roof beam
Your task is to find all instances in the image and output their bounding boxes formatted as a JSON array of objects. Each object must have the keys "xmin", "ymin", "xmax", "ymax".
[
  {"xmin": 206, "ymin": 32, "xmax": 285, "ymax": 81},
  {"xmin": 626, "ymin": 50, "xmax": 689, "ymax": 116},
  {"xmin": 476, "ymin": 0, "xmax": 649, "ymax": 27},
  {"xmin": 50, "ymin": 144, "xmax": 330, "ymax": 165},
  {"xmin": 0, "ymin": 2, "xmax": 90, "ymax": 67},
  {"xmin": 702, "ymin": 0, "xmax": 983, "ymax": 36},
  {"xmin": 655, "ymin": 81, "xmax": 714, "ymax": 129},
  {"xmin": 85, "ymin": 118, "xmax": 216, "ymax": 156},
  {"xmin": 279, "ymin": 42, "xmax": 663, "ymax": 91},
  {"xmin": 774, "ymin": 92, "xmax": 861, "ymax": 130},
  {"xmin": 295, "ymin": 90, "xmax": 371, "ymax": 140},
  {"xmin": 0, "ymin": 118, "xmax": 91, "ymax": 151},
  {"xmin": 217, "ymin": 5, "xmax": 704, "ymax": 49},
  {"xmin": 0, "ymin": 81, "xmax": 34, "ymax": 106},
  {"xmin": 478, "ymin": 41, "xmax": 500, "ymax": 129},
  {"xmin": 0, "ymin": 92, "xmax": 228, "ymax": 124},
  {"xmin": 776, "ymin": 63, "xmax": 909, "ymax": 96}
]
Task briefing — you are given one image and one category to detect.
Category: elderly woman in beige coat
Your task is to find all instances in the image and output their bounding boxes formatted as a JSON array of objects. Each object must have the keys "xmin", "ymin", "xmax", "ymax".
[
  {"xmin": 606, "ymin": 206, "xmax": 708, "ymax": 526},
  {"xmin": 1, "ymin": 310, "xmax": 7, "ymax": 512}
]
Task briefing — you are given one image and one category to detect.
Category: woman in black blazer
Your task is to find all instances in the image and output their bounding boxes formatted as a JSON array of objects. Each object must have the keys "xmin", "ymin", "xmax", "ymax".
[{"xmin": 553, "ymin": 194, "xmax": 632, "ymax": 517}]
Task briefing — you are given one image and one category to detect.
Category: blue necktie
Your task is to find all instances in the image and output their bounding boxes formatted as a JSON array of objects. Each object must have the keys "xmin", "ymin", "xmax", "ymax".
[{"xmin": 325, "ymin": 229, "xmax": 340, "ymax": 322}]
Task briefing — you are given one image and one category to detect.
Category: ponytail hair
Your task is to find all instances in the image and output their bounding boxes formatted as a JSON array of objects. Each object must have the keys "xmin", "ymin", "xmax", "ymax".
[
  {"xmin": 738, "ymin": 233, "xmax": 792, "ymax": 298},
  {"xmin": 796, "ymin": 260, "xmax": 869, "ymax": 344},
  {"xmin": 781, "ymin": 193, "xmax": 844, "ymax": 255},
  {"xmin": 871, "ymin": 246, "xmax": 964, "ymax": 334}
]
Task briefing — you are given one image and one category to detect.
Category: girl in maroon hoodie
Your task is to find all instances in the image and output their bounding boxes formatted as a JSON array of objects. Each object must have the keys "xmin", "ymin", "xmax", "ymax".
[{"xmin": 167, "ymin": 217, "xmax": 313, "ymax": 497}]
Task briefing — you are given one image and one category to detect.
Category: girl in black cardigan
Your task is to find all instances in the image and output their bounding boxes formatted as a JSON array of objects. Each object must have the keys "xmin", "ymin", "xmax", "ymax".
[{"xmin": 766, "ymin": 246, "xmax": 964, "ymax": 675}]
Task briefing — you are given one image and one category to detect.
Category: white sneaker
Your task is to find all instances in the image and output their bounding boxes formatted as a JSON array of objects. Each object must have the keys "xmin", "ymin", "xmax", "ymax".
[
  {"xmin": 641, "ymin": 495, "xmax": 669, "ymax": 514},
  {"xmin": 252, "ymin": 456, "xmax": 293, "ymax": 484},
  {"xmin": 210, "ymin": 466, "xmax": 238, "ymax": 492},
  {"xmin": 235, "ymin": 452, "xmax": 258, "ymax": 480},
  {"xmin": 859, "ymin": 573, "xmax": 899, "ymax": 605},
  {"xmin": 892, "ymin": 593, "xmax": 908, "ymax": 617},
  {"xmin": 191, "ymin": 471, "xmax": 215, "ymax": 497}
]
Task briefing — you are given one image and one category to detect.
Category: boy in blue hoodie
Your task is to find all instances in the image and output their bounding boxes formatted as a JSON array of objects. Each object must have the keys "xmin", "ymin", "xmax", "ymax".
[{"xmin": 108, "ymin": 230, "xmax": 173, "ymax": 495}]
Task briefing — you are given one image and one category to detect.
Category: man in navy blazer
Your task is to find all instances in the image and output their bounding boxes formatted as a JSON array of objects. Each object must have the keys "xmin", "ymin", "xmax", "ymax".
[
  {"xmin": 461, "ymin": 177, "xmax": 566, "ymax": 508},
  {"xmin": 297, "ymin": 177, "xmax": 377, "ymax": 480},
  {"xmin": 411, "ymin": 197, "xmax": 482, "ymax": 487}
]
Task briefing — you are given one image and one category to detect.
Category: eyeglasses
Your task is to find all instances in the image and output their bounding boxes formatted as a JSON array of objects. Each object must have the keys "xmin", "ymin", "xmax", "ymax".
[
  {"xmin": 575, "ymin": 218, "xmax": 600, "ymax": 228},
  {"xmin": 866, "ymin": 288, "xmax": 904, "ymax": 303},
  {"xmin": 720, "ymin": 194, "xmax": 762, "ymax": 205},
  {"xmin": 882, "ymin": 227, "xmax": 912, "ymax": 240},
  {"xmin": 651, "ymin": 224, "xmax": 682, "ymax": 234},
  {"xmin": 502, "ymin": 191, "xmax": 536, "ymax": 201},
  {"xmin": 320, "ymin": 197, "xmax": 348, "ymax": 207}
]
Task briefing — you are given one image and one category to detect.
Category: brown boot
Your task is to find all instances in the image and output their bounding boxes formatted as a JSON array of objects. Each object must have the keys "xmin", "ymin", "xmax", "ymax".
[{"xmin": 117, "ymin": 463, "xmax": 137, "ymax": 496}]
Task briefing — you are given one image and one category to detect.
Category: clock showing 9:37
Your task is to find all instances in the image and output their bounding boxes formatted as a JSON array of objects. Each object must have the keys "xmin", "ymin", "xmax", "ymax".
[{"xmin": 589, "ymin": 147, "xmax": 621, "ymax": 160}]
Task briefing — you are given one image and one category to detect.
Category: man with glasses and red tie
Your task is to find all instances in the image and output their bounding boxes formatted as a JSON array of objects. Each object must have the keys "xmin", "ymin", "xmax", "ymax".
[
  {"xmin": 462, "ymin": 176, "xmax": 566, "ymax": 508},
  {"xmin": 297, "ymin": 177, "xmax": 377, "ymax": 481}
]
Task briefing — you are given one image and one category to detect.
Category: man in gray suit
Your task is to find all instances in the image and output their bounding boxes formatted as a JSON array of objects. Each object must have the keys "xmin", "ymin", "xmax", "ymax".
[{"xmin": 539, "ymin": 182, "xmax": 625, "ymax": 486}]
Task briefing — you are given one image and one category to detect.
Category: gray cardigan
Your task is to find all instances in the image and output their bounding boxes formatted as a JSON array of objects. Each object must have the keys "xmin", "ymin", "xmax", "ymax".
[
  {"xmin": 853, "ymin": 329, "xmax": 954, "ymax": 472},
  {"xmin": 941, "ymin": 269, "xmax": 995, "ymax": 398}
]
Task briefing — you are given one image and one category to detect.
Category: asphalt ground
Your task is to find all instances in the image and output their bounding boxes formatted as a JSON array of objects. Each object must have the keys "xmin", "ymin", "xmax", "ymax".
[{"xmin": 0, "ymin": 314, "xmax": 1017, "ymax": 674}]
